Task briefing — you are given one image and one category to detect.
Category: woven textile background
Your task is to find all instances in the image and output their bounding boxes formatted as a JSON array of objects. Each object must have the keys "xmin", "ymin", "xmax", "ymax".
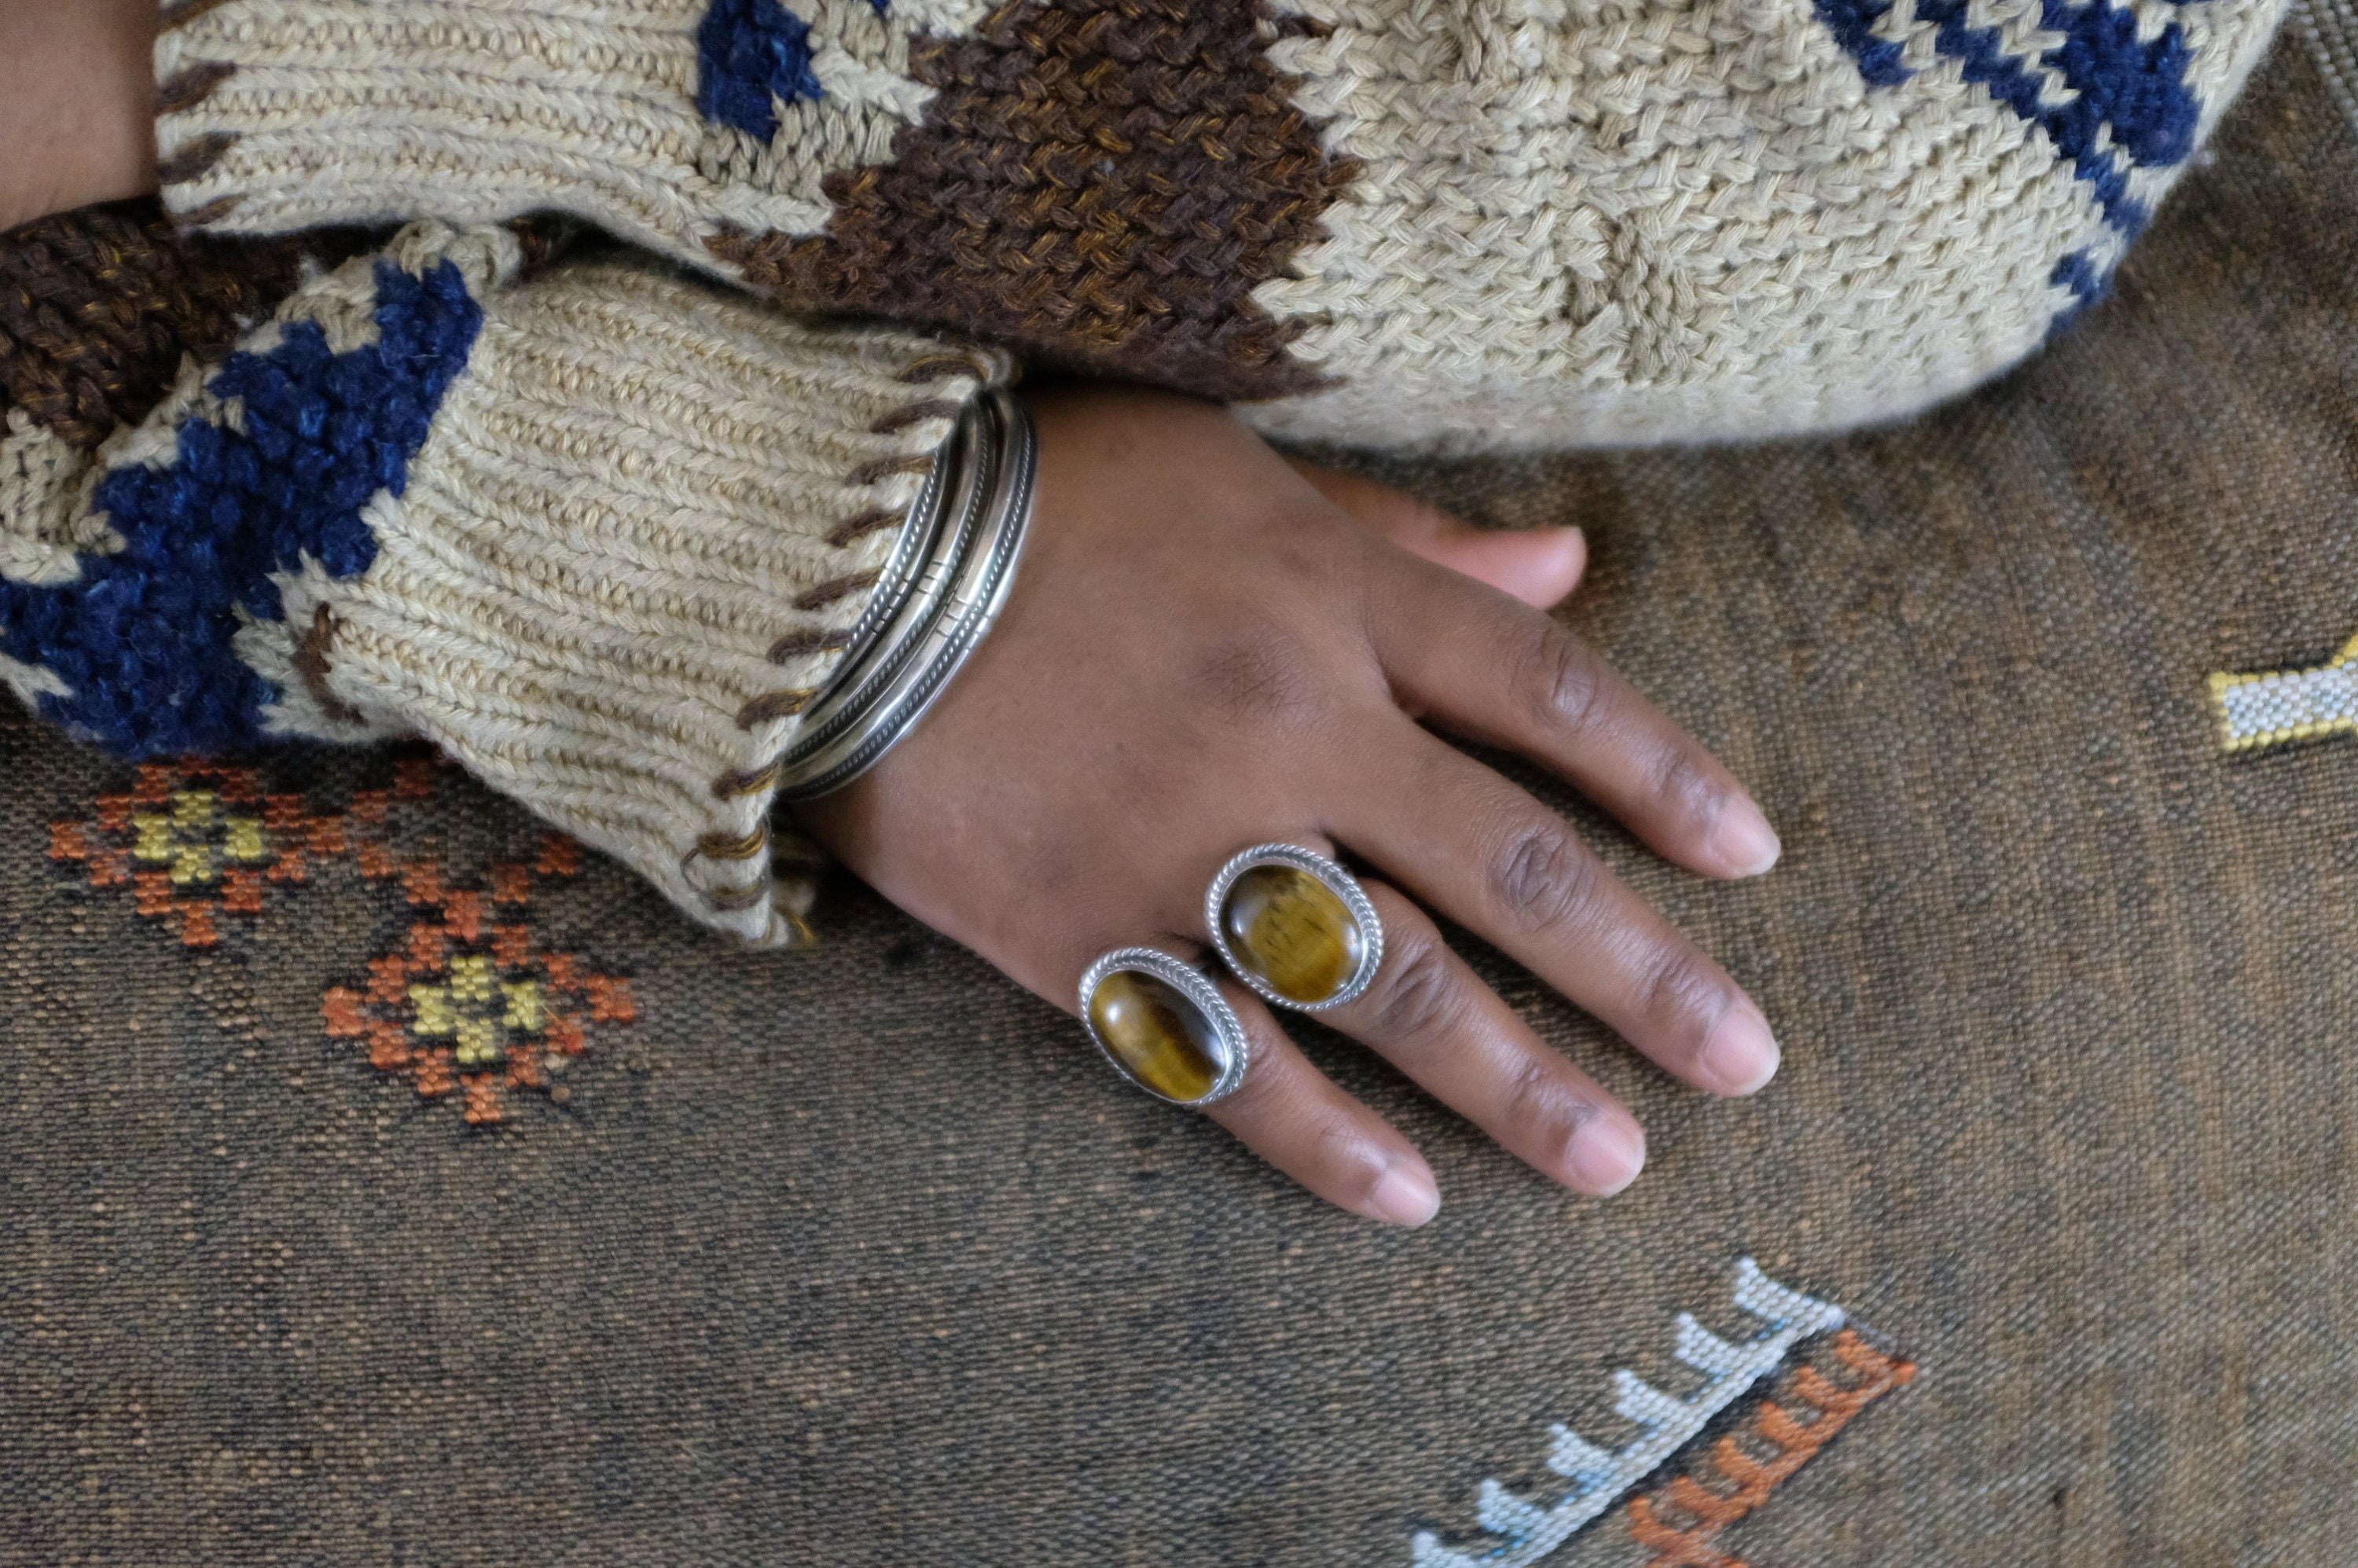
[{"xmin": 5, "ymin": 19, "xmax": 2357, "ymax": 1566}]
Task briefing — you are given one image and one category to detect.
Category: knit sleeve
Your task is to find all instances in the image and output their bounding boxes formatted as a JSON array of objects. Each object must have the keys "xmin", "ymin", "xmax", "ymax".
[
  {"xmin": 2, "ymin": 218, "xmax": 1012, "ymax": 946},
  {"xmin": 2, "ymin": 197, "xmax": 357, "ymax": 620},
  {"xmin": 152, "ymin": 0, "xmax": 2288, "ymax": 450}
]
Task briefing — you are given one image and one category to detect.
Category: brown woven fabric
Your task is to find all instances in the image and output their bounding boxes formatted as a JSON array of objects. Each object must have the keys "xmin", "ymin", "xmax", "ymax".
[
  {"xmin": 0, "ymin": 198, "xmax": 325, "ymax": 449},
  {"xmin": 708, "ymin": 0, "xmax": 1355, "ymax": 401},
  {"xmin": 4, "ymin": 22, "xmax": 2358, "ymax": 1568}
]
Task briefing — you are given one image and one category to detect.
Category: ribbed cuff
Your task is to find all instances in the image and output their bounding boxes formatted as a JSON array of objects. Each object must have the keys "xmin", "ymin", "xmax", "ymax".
[
  {"xmin": 4, "ymin": 213, "xmax": 1014, "ymax": 947},
  {"xmin": 266, "ymin": 240, "xmax": 1014, "ymax": 945},
  {"xmin": 151, "ymin": 0, "xmax": 949, "ymax": 277}
]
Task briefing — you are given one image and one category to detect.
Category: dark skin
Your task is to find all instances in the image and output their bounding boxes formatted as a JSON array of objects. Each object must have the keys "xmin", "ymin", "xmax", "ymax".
[
  {"xmin": 0, "ymin": 0, "xmax": 156, "ymax": 233},
  {"xmin": 800, "ymin": 390, "xmax": 1779, "ymax": 1225},
  {"xmin": 4, "ymin": 17, "xmax": 1780, "ymax": 1226}
]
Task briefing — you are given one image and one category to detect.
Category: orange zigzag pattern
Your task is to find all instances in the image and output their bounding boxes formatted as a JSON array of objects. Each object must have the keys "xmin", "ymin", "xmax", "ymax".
[{"xmin": 1628, "ymin": 1329, "xmax": 1915, "ymax": 1568}]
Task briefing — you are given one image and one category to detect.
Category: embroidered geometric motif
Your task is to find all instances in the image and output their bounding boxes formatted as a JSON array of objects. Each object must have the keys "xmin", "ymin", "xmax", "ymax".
[
  {"xmin": 1411, "ymin": 1261, "xmax": 1910, "ymax": 1568},
  {"xmin": 50, "ymin": 756, "xmax": 326, "ymax": 947},
  {"xmin": 1625, "ymin": 1330, "xmax": 1916, "ymax": 1568},
  {"xmin": 2209, "ymin": 628, "xmax": 2358, "ymax": 751},
  {"xmin": 48, "ymin": 747, "xmax": 636, "ymax": 1126},
  {"xmin": 320, "ymin": 832, "xmax": 637, "ymax": 1126}
]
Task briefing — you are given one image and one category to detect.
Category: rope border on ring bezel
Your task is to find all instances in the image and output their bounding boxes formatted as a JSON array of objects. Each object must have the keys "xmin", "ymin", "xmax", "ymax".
[
  {"xmin": 1203, "ymin": 843, "xmax": 1384, "ymax": 1012},
  {"xmin": 1078, "ymin": 947, "xmax": 1252, "ymax": 1107}
]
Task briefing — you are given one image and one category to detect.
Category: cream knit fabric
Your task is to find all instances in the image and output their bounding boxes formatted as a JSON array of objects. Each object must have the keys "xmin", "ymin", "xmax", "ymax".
[
  {"xmin": 153, "ymin": 0, "xmax": 2286, "ymax": 449},
  {"xmin": 1247, "ymin": 0, "xmax": 2287, "ymax": 451},
  {"xmin": 0, "ymin": 220, "xmax": 1008, "ymax": 945},
  {"xmin": 154, "ymin": 0, "xmax": 992, "ymax": 263}
]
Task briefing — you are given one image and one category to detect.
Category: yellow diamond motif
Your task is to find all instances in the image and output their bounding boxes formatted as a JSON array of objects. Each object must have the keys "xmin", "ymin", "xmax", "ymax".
[
  {"xmin": 404, "ymin": 959, "xmax": 549, "ymax": 1074},
  {"xmin": 132, "ymin": 814, "xmax": 174, "ymax": 862},
  {"xmin": 171, "ymin": 791, "xmax": 215, "ymax": 833},
  {"xmin": 223, "ymin": 816, "xmax": 267, "ymax": 861},
  {"xmin": 501, "ymin": 980, "xmax": 545, "ymax": 1034},
  {"xmin": 454, "ymin": 1016, "xmax": 501, "ymax": 1067},
  {"xmin": 410, "ymin": 983, "xmax": 457, "ymax": 1038},
  {"xmin": 127, "ymin": 791, "xmax": 256, "ymax": 886},
  {"xmin": 450, "ymin": 954, "xmax": 496, "ymax": 1005}
]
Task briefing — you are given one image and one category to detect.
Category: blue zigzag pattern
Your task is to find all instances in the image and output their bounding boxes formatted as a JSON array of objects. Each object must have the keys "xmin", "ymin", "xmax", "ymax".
[
  {"xmin": 694, "ymin": 0, "xmax": 894, "ymax": 143},
  {"xmin": 1813, "ymin": 0, "xmax": 2206, "ymax": 336},
  {"xmin": 1814, "ymin": 0, "xmax": 2203, "ymax": 233},
  {"xmin": 0, "ymin": 258, "xmax": 483, "ymax": 757}
]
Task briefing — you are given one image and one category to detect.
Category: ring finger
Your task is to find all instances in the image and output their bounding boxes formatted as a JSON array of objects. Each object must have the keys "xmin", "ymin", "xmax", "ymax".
[
  {"xmin": 1309, "ymin": 880, "xmax": 1648, "ymax": 1195},
  {"xmin": 1190, "ymin": 839, "xmax": 1644, "ymax": 1197},
  {"xmin": 1333, "ymin": 723, "xmax": 1780, "ymax": 1097}
]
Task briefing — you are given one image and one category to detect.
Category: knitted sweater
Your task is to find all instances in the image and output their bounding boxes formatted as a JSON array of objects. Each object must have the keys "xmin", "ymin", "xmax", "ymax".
[
  {"xmin": 0, "ymin": 0, "xmax": 2290, "ymax": 945},
  {"xmin": 2, "ymin": 207, "xmax": 1008, "ymax": 945},
  {"xmin": 152, "ymin": 0, "xmax": 2286, "ymax": 449}
]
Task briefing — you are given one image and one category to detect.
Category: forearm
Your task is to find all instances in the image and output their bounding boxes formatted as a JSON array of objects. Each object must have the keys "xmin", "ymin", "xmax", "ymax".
[{"xmin": 0, "ymin": 0, "xmax": 156, "ymax": 233}]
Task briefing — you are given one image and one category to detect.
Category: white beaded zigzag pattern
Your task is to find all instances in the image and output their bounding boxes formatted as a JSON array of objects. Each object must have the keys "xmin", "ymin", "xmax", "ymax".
[
  {"xmin": 1410, "ymin": 1259, "xmax": 1845, "ymax": 1568},
  {"xmin": 2210, "ymin": 631, "xmax": 2358, "ymax": 751}
]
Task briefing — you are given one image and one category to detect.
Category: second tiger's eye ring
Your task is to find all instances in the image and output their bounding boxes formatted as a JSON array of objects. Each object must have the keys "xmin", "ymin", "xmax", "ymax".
[
  {"xmin": 1206, "ymin": 843, "xmax": 1383, "ymax": 1012},
  {"xmin": 1081, "ymin": 948, "xmax": 1251, "ymax": 1107}
]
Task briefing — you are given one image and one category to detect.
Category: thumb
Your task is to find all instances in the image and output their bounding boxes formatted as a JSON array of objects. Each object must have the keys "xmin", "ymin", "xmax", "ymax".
[{"xmin": 1287, "ymin": 458, "xmax": 1586, "ymax": 609}]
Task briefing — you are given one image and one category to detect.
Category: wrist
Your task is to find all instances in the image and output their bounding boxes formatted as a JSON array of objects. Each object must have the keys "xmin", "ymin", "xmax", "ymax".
[
  {"xmin": 768, "ymin": 384, "xmax": 1038, "ymax": 801},
  {"xmin": 0, "ymin": 0, "xmax": 156, "ymax": 233}
]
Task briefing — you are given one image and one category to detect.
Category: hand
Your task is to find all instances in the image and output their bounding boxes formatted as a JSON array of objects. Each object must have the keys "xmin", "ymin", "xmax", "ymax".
[
  {"xmin": 795, "ymin": 387, "xmax": 1782, "ymax": 1225},
  {"xmin": 0, "ymin": 0, "xmax": 156, "ymax": 232}
]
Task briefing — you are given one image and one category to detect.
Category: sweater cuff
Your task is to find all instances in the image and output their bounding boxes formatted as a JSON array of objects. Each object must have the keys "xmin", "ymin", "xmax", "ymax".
[
  {"xmin": 150, "ymin": 0, "xmax": 948, "ymax": 272},
  {"xmin": 4, "ymin": 217, "xmax": 1013, "ymax": 946},
  {"xmin": 267, "ymin": 237, "xmax": 1015, "ymax": 946}
]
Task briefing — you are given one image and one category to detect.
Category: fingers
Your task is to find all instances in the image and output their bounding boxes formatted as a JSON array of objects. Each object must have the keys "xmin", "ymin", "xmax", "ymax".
[
  {"xmin": 1317, "ymin": 882, "xmax": 1647, "ymax": 1195},
  {"xmin": 1288, "ymin": 457, "xmax": 1586, "ymax": 611},
  {"xmin": 1335, "ymin": 725, "xmax": 1780, "ymax": 1097},
  {"xmin": 1200, "ymin": 980, "xmax": 1442, "ymax": 1226},
  {"xmin": 1373, "ymin": 562, "xmax": 1780, "ymax": 880}
]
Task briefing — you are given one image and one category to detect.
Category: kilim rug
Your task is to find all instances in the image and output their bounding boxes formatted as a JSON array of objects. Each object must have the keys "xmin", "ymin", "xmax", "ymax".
[{"xmin": 5, "ymin": 10, "xmax": 2356, "ymax": 1563}]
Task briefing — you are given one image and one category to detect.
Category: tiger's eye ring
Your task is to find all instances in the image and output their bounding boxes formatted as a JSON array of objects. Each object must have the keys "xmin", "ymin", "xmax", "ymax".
[
  {"xmin": 1080, "ymin": 948, "xmax": 1251, "ymax": 1107},
  {"xmin": 1206, "ymin": 843, "xmax": 1384, "ymax": 1012}
]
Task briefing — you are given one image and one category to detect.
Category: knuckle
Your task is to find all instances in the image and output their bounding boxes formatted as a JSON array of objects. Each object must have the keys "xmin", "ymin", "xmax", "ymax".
[
  {"xmin": 1500, "ymin": 1056, "xmax": 1592, "ymax": 1145},
  {"xmin": 1526, "ymin": 623, "xmax": 1603, "ymax": 735},
  {"xmin": 1489, "ymin": 821, "xmax": 1600, "ymax": 932},
  {"xmin": 1636, "ymin": 943, "xmax": 1728, "ymax": 1034},
  {"xmin": 1312, "ymin": 1112, "xmax": 1375, "ymax": 1167},
  {"xmin": 1364, "ymin": 929, "xmax": 1458, "ymax": 1041},
  {"xmin": 1651, "ymin": 744, "xmax": 1729, "ymax": 828}
]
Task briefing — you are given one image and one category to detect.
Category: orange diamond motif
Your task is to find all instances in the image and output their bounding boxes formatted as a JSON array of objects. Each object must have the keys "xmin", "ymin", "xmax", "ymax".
[{"xmin": 50, "ymin": 749, "xmax": 637, "ymax": 1128}]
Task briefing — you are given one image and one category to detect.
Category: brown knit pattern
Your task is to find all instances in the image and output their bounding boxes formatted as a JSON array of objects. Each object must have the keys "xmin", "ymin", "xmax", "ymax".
[
  {"xmin": 0, "ymin": 199, "xmax": 329, "ymax": 450},
  {"xmin": 707, "ymin": 0, "xmax": 1357, "ymax": 402}
]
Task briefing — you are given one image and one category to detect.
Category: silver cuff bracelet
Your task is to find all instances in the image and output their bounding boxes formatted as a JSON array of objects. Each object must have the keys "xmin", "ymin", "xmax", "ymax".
[{"xmin": 771, "ymin": 385, "xmax": 1037, "ymax": 801}]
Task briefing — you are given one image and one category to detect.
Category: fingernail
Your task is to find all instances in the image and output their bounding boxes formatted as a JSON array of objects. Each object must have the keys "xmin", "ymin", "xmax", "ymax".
[
  {"xmin": 1541, "ymin": 527, "xmax": 1586, "ymax": 604},
  {"xmin": 1699, "ymin": 1008, "xmax": 1780, "ymax": 1095},
  {"xmin": 1710, "ymin": 796, "xmax": 1781, "ymax": 877},
  {"xmin": 1567, "ymin": 1114, "xmax": 1645, "ymax": 1196},
  {"xmin": 1368, "ymin": 1166, "xmax": 1441, "ymax": 1227}
]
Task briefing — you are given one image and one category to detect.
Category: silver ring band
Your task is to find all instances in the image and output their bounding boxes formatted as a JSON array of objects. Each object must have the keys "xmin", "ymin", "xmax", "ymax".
[
  {"xmin": 1205, "ymin": 843, "xmax": 1384, "ymax": 1012},
  {"xmin": 1079, "ymin": 947, "xmax": 1251, "ymax": 1107}
]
